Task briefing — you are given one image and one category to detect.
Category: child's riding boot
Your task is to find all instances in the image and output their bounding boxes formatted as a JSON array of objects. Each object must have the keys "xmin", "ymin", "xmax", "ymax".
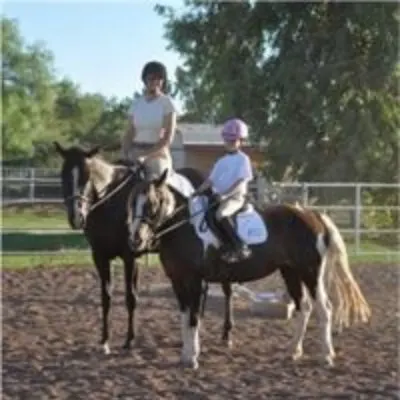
[{"xmin": 218, "ymin": 217, "xmax": 251, "ymax": 263}]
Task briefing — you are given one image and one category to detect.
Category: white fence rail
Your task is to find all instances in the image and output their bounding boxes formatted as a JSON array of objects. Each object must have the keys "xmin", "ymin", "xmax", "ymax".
[{"xmin": 2, "ymin": 167, "xmax": 399, "ymax": 256}]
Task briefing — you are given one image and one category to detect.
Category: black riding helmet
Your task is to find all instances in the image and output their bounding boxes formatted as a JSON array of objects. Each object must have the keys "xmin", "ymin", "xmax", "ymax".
[{"xmin": 141, "ymin": 61, "xmax": 167, "ymax": 83}]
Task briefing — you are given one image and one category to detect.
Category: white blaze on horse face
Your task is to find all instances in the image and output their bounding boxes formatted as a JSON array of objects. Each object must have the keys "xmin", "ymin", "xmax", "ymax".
[
  {"xmin": 129, "ymin": 193, "xmax": 147, "ymax": 244},
  {"xmin": 72, "ymin": 166, "xmax": 79, "ymax": 195},
  {"xmin": 71, "ymin": 167, "xmax": 81, "ymax": 228}
]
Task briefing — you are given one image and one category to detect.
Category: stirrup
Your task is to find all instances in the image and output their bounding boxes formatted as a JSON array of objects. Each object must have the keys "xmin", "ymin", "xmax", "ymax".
[
  {"xmin": 221, "ymin": 249, "xmax": 240, "ymax": 264},
  {"xmin": 239, "ymin": 246, "xmax": 252, "ymax": 260}
]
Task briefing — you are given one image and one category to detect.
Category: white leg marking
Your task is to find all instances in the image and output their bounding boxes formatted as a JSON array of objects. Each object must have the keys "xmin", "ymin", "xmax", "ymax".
[
  {"xmin": 180, "ymin": 310, "xmax": 200, "ymax": 369},
  {"xmin": 103, "ymin": 342, "xmax": 111, "ymax": 355},
  {"xmin": 315, "ymin": 255, "xmax": 335, "ymax": 366},
  {"xmin": 292, "ymin": 285, "xmax": 313, "ymax": 361}
]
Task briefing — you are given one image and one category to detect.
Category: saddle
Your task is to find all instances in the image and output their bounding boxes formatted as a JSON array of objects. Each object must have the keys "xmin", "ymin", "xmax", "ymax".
[{"xmin": 201, "ymin": 194, "xmax": 250, "ymax": 240}]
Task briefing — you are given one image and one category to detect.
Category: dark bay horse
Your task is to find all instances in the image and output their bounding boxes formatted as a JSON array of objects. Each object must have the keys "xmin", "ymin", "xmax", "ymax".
[
  {"xmin": 54, "ymin": 142, "xmax": 205, "ymax": 355},
  {"xmin": 126, "ymin": 170, "xmax": 371, "ymax": 369},
  {"xmin": 55, "ymin": 142, "xmax": 143, "ymax": 354}
]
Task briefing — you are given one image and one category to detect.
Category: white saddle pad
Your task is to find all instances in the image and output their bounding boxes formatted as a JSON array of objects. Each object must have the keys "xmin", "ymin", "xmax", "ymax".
[{"xmin": 189, "ymin": 196, "xmax": 268, "ymax": 250}]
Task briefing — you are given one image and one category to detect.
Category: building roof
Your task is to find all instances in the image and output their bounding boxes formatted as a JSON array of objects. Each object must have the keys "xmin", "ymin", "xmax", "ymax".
[
  {"xmin": 176, "ymin": 123, "xmax": 260, "ymax": 147},
  {"xmin": 177, "ymin": 123, "xmax": 223, "ymax": 145}
]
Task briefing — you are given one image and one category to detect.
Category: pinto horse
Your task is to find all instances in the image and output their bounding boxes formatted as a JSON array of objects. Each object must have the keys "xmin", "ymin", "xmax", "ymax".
[{"xmin": 126, "ymin": 169, "xmax": 371, "ymax": 369}]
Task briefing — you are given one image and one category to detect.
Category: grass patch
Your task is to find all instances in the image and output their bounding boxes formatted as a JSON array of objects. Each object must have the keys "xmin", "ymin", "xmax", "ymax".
[
  {"xmin": 347, "ymin": 242, "xmax": 399, "ymax": 264},
  {"xmin": 2, "ymin": 252, "xmax": 160, "ymax": 270},
  {"xmin": 2, "ymin": 204, "xmax": 68, "ymax": 230},
  {"xmin": 2, "ymin": 204, "xmax": 398, "ymax": 267},
  {"xmin": 2, "ymin": 247, "xmax": 397, "ymax": 271},
  {"xmin": 3, "ymin": 231, "xmax": 87, "ymax": 252}
]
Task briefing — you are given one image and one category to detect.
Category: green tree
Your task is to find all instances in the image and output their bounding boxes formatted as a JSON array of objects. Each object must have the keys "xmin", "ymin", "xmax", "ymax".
[
  {"xmin": 156, "ymin": 1, "xmax": 399, "ymax": 182},
  {"xmin": 2, "ymin": 17, "xmax": 59, "ymax": 160}
]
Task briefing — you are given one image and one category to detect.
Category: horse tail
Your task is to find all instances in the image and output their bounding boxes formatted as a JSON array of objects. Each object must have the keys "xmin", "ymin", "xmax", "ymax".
[{"xmin": 319, "ymin": 212, "xmax": 371, "ymax": 331}]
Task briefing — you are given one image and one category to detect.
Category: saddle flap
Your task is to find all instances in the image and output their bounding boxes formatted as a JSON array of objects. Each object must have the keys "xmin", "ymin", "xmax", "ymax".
[{"xmin": 189, "ymin": 196, "xmax": 268, "ymax": 247}]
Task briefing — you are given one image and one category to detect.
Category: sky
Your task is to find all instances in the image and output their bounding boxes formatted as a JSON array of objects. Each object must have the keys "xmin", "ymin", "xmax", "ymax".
[{"xmin": 3, "ymin": 1, "xmax": 185, "ymax": 111}]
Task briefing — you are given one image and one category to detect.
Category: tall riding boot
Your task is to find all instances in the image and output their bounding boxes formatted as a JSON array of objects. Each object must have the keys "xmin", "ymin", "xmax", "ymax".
[{"xmin": 219, "ymin": 217, "xmax": 251, "ymax": 263}]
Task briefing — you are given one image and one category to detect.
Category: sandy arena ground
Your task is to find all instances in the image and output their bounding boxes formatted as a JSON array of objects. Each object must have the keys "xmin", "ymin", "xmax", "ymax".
[{"xmin": 3, "ymin": 263, "xmax": 399, "ymax": 399}]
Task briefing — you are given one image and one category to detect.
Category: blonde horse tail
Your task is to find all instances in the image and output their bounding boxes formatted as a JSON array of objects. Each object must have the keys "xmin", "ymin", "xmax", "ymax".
[{"xmin": 319, "ymin": 212, "xmax": 371, "ymax": 331}]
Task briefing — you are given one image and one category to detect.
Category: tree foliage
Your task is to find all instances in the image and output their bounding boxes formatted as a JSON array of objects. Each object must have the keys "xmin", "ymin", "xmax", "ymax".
[
  {"xmin": 156, "ymin": 1, "xmax": 399, "ymax": 182},
  {"xmin": 2, "ymin": 17, "xmax": 58, "ymax": 159},
  {"xmin": 2, "ymin": 17, "xmax": 132, "ymax": 166}
]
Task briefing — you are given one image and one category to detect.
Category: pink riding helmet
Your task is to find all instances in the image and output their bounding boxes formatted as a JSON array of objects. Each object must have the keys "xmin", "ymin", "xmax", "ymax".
[{"xmin": 221, "ymin": 118, "xmax": 249, "ymax": 141}]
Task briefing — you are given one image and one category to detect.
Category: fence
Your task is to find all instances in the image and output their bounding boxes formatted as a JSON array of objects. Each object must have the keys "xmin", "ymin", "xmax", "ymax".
[{"xmin": 2, "ymin": 167, "xmax": 399, "ymax": 256}]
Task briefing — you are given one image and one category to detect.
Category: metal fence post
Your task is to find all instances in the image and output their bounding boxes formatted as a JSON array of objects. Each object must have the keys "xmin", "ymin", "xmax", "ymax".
[
  {"xmin": 302, "ymin": 183, "xmax": 309, "ymax": 206},
  {"xmin": 258, "ymin": 175, "xmax": 267, "ymax": 206},
  {"xmin": 355, "ymin": 184, "xmax": 361, "ymax": 254},
  {"xmin": 29, "ymin": 168, "xmax": 35, "ymax": 203}
]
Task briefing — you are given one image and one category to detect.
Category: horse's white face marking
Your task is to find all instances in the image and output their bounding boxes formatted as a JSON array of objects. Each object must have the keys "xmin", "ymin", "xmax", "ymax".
[
  {"xmin": 129, "ymin": 193, "xmax": 147, "ymax": 243},
  {"xmin": 72, "ymin": 166, "xmax": 79, "ymax": 195},
  {"xmin": 71, "ymin": 166, "xmax": 82, "ymax": 228}
]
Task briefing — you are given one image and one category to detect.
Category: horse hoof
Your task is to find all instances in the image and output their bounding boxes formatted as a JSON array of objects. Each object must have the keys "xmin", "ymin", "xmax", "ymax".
[
  {"xmin": 292, "ymin": 349, "xmax": 303, "ymax": 361},
  {"xmin": 222, "ymin": 338, "xmax": 233, "ymax": 349},
  {"xmin": 103, "ymin": 342, "xmax": 111, "ymax": 355},
  {"xmin": 122, "ymin": 341, "xmax": 131, "ymax": 350},
  {"xmin": 324, "ymin": 351, "xmax": 336, "ymax": 366},
  {"xmin": 324, "ymin": 355, "xmax": 335, "ymax": 367},
  {"xmin": 181, "ymin": 358, "xmax": 199, "ymax": 370}
]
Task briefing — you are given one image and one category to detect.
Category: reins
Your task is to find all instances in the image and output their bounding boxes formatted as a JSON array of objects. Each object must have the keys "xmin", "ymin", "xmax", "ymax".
[
  {"xmin": 88, "ymin": 173, "xmax": 134, "ymax": 213},
  {"xmin": 67, "ymin": 171, "xmax": 135, "ymax": 220},
  {"xmin": 152, "ymin": 197, "xmax": 222, "ymax": 240},
  {"xmin": 151, "ymin": 191, "xmax": 252, "ymax": 240}
]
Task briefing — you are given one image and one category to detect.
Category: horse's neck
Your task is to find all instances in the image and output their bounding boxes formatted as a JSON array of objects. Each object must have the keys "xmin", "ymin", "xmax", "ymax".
[
  {"xmin": 87, "ymin": 157, "xmax": 118, "ymax": 197},
  {"xmin": 173, "ymin": 191, "xmax": 187, "ymax": 218}
]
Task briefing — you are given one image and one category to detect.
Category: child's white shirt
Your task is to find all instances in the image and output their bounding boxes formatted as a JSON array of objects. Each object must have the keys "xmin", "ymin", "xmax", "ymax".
[{"xmin": 208, "ymin": 150, "xmax": 253, "ymax": 196}]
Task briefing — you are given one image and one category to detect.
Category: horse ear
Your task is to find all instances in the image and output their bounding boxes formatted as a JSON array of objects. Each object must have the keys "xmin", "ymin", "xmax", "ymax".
[
  {"xmin": 86, "ymin": 146, "xmax": 100, "ymax": 158},
  {"xmin": 54, "ymin": 141, "xmax": 66, "ymax": 157},
  {"xmin": 154, "ymin": 169, "xmax": 169, "ymax": 187}
]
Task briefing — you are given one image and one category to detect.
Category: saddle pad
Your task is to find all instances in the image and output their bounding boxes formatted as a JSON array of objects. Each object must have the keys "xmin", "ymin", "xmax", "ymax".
[
  {"xmin": 189, "ymin": 196, "xmax": 268, "ymax": 249},
  {"xmin": 167, "ymin": 171, "xmax": 195, "ymax": 198}
]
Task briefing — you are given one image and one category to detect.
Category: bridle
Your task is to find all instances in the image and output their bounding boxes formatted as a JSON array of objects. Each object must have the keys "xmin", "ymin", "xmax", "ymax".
[
  {"xmin": 132, "ymin": 191, "xmax": 222, "ymax": 241},
  {"xmin": 64, "ymin": 164, "xmax": 144, "ymax": 222}
]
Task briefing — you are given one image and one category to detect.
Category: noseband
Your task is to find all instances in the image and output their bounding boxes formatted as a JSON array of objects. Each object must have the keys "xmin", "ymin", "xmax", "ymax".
[
  {"xmin": 65, "ymin": 169, "xmax": 138, "ymax": 226},
  {"xmin": 64, "ymin": 193, "xmax": 90, "ymax": 205}
]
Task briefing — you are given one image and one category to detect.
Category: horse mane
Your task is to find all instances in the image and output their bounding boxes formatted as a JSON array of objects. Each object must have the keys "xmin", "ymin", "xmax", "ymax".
[{"xmin": 86, "ymin": 156, "xmax": 130, "ymax": 196}]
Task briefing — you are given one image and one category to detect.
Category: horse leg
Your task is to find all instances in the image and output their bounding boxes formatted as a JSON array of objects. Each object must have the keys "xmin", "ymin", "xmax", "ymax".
[
  {"xmin": 221, "ymin": 281, "xmax": 234, "ymax": 348},
  {"xmin": 303, "ymin": 237, "xmax": 335, "ymax": 366},
  {"xmin": 93, "ymin": 253, "xmax": 112, "ymax": 355},
  {"xmin": 314, "ymin": 256, "xmax": 335, "ymax": 366},
  {"xmin": 280, "ymin": 266, "xmax": 312, "ymax": 361},
  {"xmin": 175, "ymin": 277, "xmax": 202, "ymax": 370},
  {"xmin": 122, "ymin": 256, "xmax": 138, "ymax": 349},
  {"xmin": 291, "ymin": 286, "xmax": 313, "ymax": 361},
  {"xmin": 170, "ymin": 279, "xmax": 191, "ymax": 366},
  {"xmin": 185, "ymin": 278, "xmax": 203, "ymax": 370}
]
